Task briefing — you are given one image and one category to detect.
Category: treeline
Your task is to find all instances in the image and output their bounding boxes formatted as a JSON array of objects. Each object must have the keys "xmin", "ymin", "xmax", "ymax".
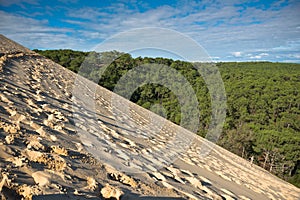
[
  {"xmin": 33, "ymin": 49, "xmax": 88, "ymax": 72},
  {"xmin": 34, "ymin": 49, "xmax": 300, "ymax": 187}
]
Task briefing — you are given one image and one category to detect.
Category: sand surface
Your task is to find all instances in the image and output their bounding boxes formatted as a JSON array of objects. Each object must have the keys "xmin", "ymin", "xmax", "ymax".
[{"xmin": 0, "ymin": 34, "xmax": 300, "ymax": 199}]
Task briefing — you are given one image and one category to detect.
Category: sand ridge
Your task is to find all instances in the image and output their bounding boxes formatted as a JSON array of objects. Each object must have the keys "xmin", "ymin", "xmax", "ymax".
[{"xmin": 0, "ymin": 34, "xmax": 300, "ymax": 199}]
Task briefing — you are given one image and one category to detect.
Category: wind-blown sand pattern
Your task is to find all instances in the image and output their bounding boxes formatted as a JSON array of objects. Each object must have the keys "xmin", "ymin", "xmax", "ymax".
[{"xmin": 0, "ymin": 34, "xmax": 299, "ymax": 199}]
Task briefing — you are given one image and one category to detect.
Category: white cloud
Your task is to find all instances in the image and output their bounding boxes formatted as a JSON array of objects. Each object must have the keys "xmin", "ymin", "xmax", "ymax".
[
  {"xmin": 0, "ymin": 11, "xmax": 70, "ymax": 33},
  {"xmin": 282, "ymin": 59, "xmax": 300, "ymax": 63},
  {"xmin": 0, "ymin": 11, "xmax": 90, "ymax": 50},
  {"xmin": 232, "ymin": 52, "xmax": 242, "ymax": 57},
  {"xmin": 259, "ymin": 53, "xmax": 269, "ymax": 56},
  {"xmin": 250, "ymin": 55, "xmax": 262, "ymax": 59},
  {"xmin": 287, "ymin": 53, "xmax": 300, "ymax": 59},
  {"xmin": 0, "ymin": 0, "xmax": 39, "ymax": 7},
  {"xmin": 248, "ymin": 52, "xmax": 269, "ymax": 59}
]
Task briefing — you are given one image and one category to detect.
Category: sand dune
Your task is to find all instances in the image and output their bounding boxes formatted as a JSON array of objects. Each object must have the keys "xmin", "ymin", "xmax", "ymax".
[{"xmin": 0, "ymin": 34, "xmax": 299, "ymax": 199}]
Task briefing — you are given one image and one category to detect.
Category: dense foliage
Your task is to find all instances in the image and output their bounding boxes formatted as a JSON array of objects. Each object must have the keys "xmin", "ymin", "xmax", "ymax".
[
  {"xmin": 33, "ymin": 49, "xmax": 88, "ymax": 72},
  {"xmin": 34, "ymin": 49, "xmax": 300, "ymax": 187}
]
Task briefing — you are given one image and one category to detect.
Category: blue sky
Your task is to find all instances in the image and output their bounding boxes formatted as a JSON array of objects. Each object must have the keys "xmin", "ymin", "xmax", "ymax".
[{"xmin": 0, "ymin": 0, "xmax": 300, "ymax": 62}]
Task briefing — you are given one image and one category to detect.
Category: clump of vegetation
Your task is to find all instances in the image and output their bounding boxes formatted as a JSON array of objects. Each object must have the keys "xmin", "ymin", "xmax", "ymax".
[
  {"xmin": 33, "ymin": 49, "xmax": 88, "ymax": 72},
  {"xmin": 34, "ymin": 49, "xmax": 300, "ymax": 187}
]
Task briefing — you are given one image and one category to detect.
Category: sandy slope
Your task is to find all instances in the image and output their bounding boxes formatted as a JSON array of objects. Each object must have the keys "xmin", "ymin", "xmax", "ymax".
[{"xmin": 0, "ymin": 34, "xmax": 299, "ymax": 200}]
